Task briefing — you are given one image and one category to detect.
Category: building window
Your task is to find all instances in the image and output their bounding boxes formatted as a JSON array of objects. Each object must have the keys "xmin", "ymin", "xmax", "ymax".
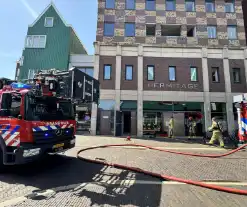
[
  {"xmin": 106, "ymin": 0, "xmax": 115, "ymax": 9},
  {"xmin": 125, "ymin": 23, "xmax": 135, "ymax": 37},
  {"xmin": 126, "ymin": 0, "xmax": 135, "ymax": 9},
  {"xmin": 207, "ymin": 26, "xmax": 217, "ymax": 38},
  {"xmin": 44, "ymin": 17, "xmax": 54, "ymax": 27},
  {"xmin": 187, "ymin": 26, "xmax": 196, "ymax": 37},
  {"xmin": 227, "ymin": 26, "xmax": 237, "ymax": 39},
  {"xmin": 205, "ymin": 0, "xmax": 215, "ymax": 12},
  {"xmin": 169, "ymin": 66, "xmax": 176, "ymax": 81},
  {"xmin": 225, "ymin": 0, "xmax": 234, "ymax": 13},
  {"xmin": 161, "ymin": 25, "xmax": 181, "ymax": 36},
  {"xmin": 125, "ymin": 65, "xmax": 133, "ymax": 80},
  {"xmin": 146, "ymin": 0, "xmax": 155, "ymax": 11},
  {"xmin": 185, "ymin": 0, "xmax": 195, "ymax": 12},
  {"xmin": 104, "ymin": 65, "xmax": 112, "ymax": 80},
  {"xmin": 233, "ymin": 68, "xmax": 240, "ymax": 83},
  {"xmin": 25, "ymin": 35, "xmax": 47, "ymax": 48},
  {"xmin": 147, "ymin": 65, "xmax": 154, "ymax": 81},
  {"xmin": 166, "ymin": 0, "xmax": 176, "ymax": 11},
  {"xmin": 212, "ymin": 67, "xmax": 219, "ymax": 82},
  {"xmin": 190, "ymin": 67, "xmax": 197, "ymax": 81},
  {"xmin": 104, "ymin": 23, "xmax": 114, "ymax": 36},
  {"xmin": 146, "ymin": 24, "xmax": 156, "ymax": 36}
]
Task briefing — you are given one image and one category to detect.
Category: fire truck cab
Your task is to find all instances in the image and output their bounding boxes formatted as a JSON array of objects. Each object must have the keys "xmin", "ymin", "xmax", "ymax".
[{"xmin": 0, "ymin": 72, "xmax": 76, "ymax": 168}]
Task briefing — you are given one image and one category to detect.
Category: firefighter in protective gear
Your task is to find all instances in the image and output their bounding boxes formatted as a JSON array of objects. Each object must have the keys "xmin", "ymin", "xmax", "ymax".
[
  {"xmin": 168, "ymin": 116, "xmax": 174, "ymax": 138},
  {"xmin": 188, "ymin": 117, "xmax": 197, "ymax": 139},
  {"xmin": 208, "ymin": 117, "xmax": 225, "ymax": 148}
]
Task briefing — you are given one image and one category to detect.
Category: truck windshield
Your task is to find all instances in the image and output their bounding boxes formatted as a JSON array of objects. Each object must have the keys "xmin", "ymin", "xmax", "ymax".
[{"xmin": 25, "ymin": 96, "xmax": 75, "ymax": 121}]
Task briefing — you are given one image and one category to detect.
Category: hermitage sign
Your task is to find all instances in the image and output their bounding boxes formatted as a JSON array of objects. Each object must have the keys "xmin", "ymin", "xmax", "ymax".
[{"xmin": 148, "ymin": 83, "xmax": 199, "ymax": 90}]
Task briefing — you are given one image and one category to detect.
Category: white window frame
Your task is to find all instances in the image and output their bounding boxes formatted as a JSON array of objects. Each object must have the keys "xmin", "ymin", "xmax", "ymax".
[
  {"xmin": 44, "ymin": 17, "xmax": 54, "ymax": 27},
  {"xmin": 25, "ymin": 35, "xmax": 47, "ymax": 48}
]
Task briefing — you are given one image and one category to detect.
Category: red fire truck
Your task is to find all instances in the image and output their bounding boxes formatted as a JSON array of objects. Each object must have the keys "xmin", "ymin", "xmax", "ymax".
[{"xmin": 0, "ymin": 68, "xmax": 99, "ymax": 168}]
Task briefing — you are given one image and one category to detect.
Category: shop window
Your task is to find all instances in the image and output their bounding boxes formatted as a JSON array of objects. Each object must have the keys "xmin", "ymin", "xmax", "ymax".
[
  {"xmin": 125, "ymin": 65, "xmax": 133, "ymax": 80},
  {"xmin": 225, "ymin": 0, "xmax": 234, "ymax": 13},
  {"xmin": 104, "ymin": 23, "xmax": 114, "ymax": 36},
  {"xmin": 146, "ymin": 0, "xmax": 155, "ymax": 10},
  {"xmin": 146, "ymin": 24, "xmax": 156, "ymax": 36},
  {"xmin": 211, "ymin": 102, "xmax": 226, "ymax": 113},
  {"xmin": 211, "ymin": 102, "xmax": 227, "ymax": 129},
  {"xmin": 104, "ymin": 65, "xmax": 112, "ymax": 80},
  {"xmin": 143, "ymin": 112, "xmax": 162, "ymax": 131},
  {"xmin": 233, "ymin": 68, "xmax": 240, "ymax": 83},
  {"xmin": 190, "ymin": 67, "xmax": 197, "ymax": 81},
  {"xmin": 206, "ymin": 0, "xmax": 215, "ymax": 12},
  {"xmin": 125, "ymin": 23, "xmax": 135, "ymax": 37},
  {"xmin": 166, "ymin": 0, "xmax": 176, "ymax": 11},
  {"xmin": 185, "ymin": 0, "xmax": 195, "ymax": 12},
  {"xmin": 106, "ymin": 0, "xmax": 115, "ymax": 9},
  {"xmin": 227, "ymin": 26, "xmax": 237, "ymax": 39},
  {"xmin": 207, "ymin": 26, "xmax": 217, "ymax": 39},
  {"xmin": 212, "ymin": 67, "xmax": 219, "ymax": 82},
  {"xmin": 147, "ymin": 65, "xmax": 155, "ymax": 80},
  {"xmin": 126, "ymin": 0, "xmax": 135, "ymax": 9},
  {"xmin": 169, "ymin": 66, "xmax": 176, "ymax": 81}
]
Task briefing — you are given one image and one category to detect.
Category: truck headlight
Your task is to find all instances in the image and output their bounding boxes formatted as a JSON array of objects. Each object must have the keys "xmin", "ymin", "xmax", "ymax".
[{"xmin": 23, "ymin": 148, "xmax": 41, "ymax": 157}]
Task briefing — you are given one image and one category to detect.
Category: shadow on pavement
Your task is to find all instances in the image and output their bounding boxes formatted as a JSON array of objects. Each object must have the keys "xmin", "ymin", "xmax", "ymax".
[{"xmin": 0, "ymin": 154, "xmax": 162, "ymax": 206}]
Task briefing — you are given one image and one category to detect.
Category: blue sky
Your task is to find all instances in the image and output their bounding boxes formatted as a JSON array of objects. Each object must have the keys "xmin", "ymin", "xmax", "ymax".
[{"xmin": 0, "ymin": 0, "xmax": 97, "ymax": 79}]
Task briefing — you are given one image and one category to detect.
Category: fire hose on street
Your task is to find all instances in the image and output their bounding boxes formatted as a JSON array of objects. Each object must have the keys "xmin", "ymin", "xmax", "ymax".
[{"xmin": 77, "ymin": 143, "xmax": 247, "ymax": 195}]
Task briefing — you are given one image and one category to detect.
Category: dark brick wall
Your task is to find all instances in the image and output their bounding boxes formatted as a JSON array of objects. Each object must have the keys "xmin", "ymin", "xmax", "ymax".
[
  {"xmin": 121, "ymin": 56, "xmax": 138, "ymax": 90},
  {"xmin": 229, "ymin": 59, "xmax": 247, "ymax": 93},
  {"xmin": 143, "ymin": 57, "xmax": 203, "ymax": 92},
  {"xmin": 99, "ymin": 56, "xmax": 116, "ymax": 89},
  {"xmin": 208, "ymin": 58, "xmax": 225, "ymax": 92}
]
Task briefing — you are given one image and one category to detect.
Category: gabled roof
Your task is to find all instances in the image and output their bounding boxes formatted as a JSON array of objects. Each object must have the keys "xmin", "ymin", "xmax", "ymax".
[{"xmin": 28, "ymin": 2, "xmax": 88, "ymax": 54}]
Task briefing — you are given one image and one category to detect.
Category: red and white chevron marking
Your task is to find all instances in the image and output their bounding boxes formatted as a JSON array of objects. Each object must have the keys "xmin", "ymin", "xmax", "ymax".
[
  {"xmin": 61, "ymin": 124, "xmax": 74, "ymax": 129},
  {"xmin": 2, "ymin": 130, "xmax": 20, "ymax": 147}
]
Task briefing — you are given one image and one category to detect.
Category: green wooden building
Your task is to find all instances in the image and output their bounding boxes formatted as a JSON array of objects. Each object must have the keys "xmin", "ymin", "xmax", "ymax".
[{"xmin": 17, "ymin": 2, "xmax": 87, "ymax": 81}]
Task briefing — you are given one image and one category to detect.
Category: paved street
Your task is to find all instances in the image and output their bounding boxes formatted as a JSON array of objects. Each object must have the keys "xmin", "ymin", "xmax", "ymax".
[{"xmin": 0, "ymin": 136, "xmax": 246, "ymax": 207}]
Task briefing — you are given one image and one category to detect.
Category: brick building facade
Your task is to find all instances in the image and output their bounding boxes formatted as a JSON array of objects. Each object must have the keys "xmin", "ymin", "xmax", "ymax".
[{"xmin": 90, "ymin": 0, "xmax": 247, "ymax": 137}]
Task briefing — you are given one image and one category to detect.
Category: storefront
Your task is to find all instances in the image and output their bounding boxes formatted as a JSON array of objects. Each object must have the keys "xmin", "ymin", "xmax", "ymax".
[
  {"xmin": 143, "ymin": 101, "xmax": 204, "ymax": 137},
  {"xmin": 97, "ymin": 100, "xmax": 115, "ymax": 135}
]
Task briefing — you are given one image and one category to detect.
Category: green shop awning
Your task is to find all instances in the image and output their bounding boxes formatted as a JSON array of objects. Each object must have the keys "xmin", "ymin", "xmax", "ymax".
[{"xmin": 120, "ymin": 101, "xmax": 137, "ymax": 110}]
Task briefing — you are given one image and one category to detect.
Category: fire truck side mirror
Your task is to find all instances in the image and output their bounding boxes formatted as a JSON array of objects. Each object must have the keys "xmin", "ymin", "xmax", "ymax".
[{"xmin": 18, "ymin": 114, "xmax": 22, "ymax": 120}]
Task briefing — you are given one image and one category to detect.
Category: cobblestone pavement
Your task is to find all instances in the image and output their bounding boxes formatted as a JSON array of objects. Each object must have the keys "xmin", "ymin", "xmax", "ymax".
[{"xmin": 0, "ymin": 136, "xmax": 246, "ymax": 207}]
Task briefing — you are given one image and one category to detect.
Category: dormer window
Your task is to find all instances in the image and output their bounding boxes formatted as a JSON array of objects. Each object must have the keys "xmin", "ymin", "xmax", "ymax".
[{"xmin": 44, "ymin": 17, "xmax": 54, "ymax": 27}]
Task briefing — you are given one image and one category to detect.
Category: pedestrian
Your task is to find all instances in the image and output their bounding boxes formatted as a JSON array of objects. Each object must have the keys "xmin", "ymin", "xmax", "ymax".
[
  {"xmin": 208, "ymin": 117, "xmax": 225, "ymax": 148},
  {"xmin": 168, "ymin": 116, "xmax": 174, "ymax": 138}
]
